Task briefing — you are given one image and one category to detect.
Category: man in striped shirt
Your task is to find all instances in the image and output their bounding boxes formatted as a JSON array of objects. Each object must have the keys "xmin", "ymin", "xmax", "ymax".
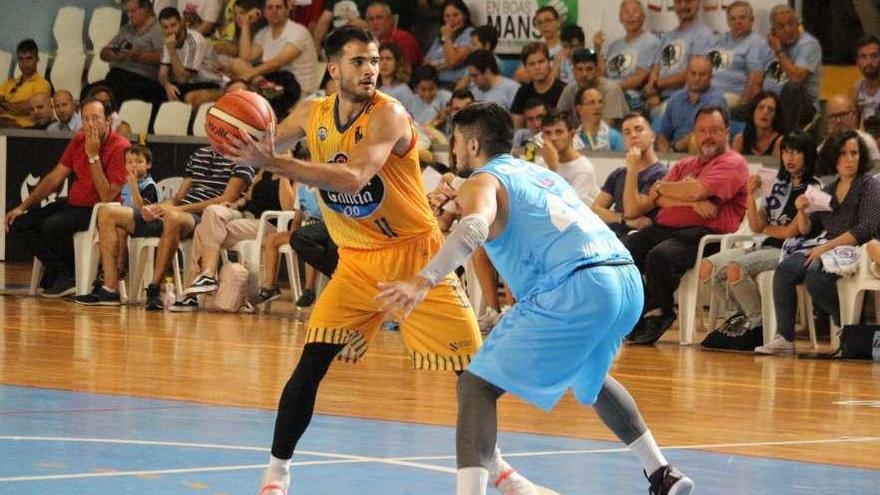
[
  {"xmin": 158, "ymin": 7, "xmax": 224, "ymax": 107},
  {"xmin": 75, "ymin": 146, "xmax": 255, "ymax": 309}
]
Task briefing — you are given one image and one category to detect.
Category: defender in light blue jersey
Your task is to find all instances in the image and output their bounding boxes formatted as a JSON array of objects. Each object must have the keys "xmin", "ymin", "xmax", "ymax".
[{"xmin": 376, "ymin": 102, "xmax": 693, "ymax": 495}]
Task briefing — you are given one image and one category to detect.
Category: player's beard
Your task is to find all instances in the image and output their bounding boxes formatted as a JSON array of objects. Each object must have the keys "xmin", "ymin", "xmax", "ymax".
[{"xmin": 340, "ymin": 76, "xmax": 376, "ymax": 104}]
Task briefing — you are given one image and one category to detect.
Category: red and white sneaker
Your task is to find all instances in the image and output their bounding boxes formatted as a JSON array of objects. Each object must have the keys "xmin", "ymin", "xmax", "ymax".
[
  {"xmin": 493, "ymin": 468, "xmax": 538, "ymax": 495},
  {"xmin": 259, "ymin": 469, "xmax": 290, "ymax": 495}
]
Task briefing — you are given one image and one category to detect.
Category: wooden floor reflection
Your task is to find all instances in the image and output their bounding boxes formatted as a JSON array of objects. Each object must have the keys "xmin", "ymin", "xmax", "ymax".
[{"xmin": 2, "ymin": 262, "xmax": 879, "ymax": 471}]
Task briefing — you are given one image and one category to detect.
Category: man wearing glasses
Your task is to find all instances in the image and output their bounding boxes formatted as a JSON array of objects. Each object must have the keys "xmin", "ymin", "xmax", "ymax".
[
  {"xmin": 822, "ymin": 94, "xmax": 880, "ymax": 160},
  {"xmin": 0, "ymin": 39, "xmax": 51, "ymax": 129}
]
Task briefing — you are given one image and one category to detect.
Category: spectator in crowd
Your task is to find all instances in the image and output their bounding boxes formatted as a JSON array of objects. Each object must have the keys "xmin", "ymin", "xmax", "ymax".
[
  {"xmin": 28, "ymin": 93, "xmax": 56, "ymax": 130},
  {"xmin": 312, "ymin": 0, "xmax": 415, "ymax": 50},
  {"xmin": 657, "ymin": 55, "xmax": 727, "ymax": 153},
  {"xmin": 761, "ymin": 4, "xmax": 822, "ymax": 132},
  {"xmin": 5, "ymin": 98, "xmax": 129, "ymax": 297},
  {"xmin": 423, "ymin": 0, "xmax": 474, "ymax": 87},
  {"xmin": 758, "ymin": 130, "xmax": 880, "ymax": 355},
  {"xmin": 120, "ymin": 144, "xmax": 159, "ymax": 209},
  {"xmin": 48, "ymin": 90, "xmax": 82, "ymax": 132},
  {"xmin": 512, "ymin": 98, "xmax": 547, "ymax": 159},
  {"xmin": 851, "ymin": 35, "xmax": 880, "ymax": 123},
  {"xmin": 469, "ymin": 24, "xmax": 502, "ymax": 68},
  {"xmin": 213, "ymin": 0, "xmax": 264, "ymax": 58},
  {"xmin": 709, "ymin": 1, "xmax": 766, "ymax": 111},
  {"xmin": 732, "ymin": 91, "xmax": 784, "ymax": 157},
  {"xmin": 172, "ymin": 171, "xmax": 295, "ymax": 311},
  {"xmin": 539, "ymin": 109, "xmax": 600, "ymax": 206},
  {"xmin": 74, "ymin": 146, "xmax": 254, "ymax": 308},
  {"xmin": 429, "ymin": 87, "xmax": 473, "ymax": 139},
  {"xmin": 644, "ymin": 0, "xmax": 716, "ymax": 115},
  {"xmin": 0, "ymin": 39, "xmax": 51, "ymax": 129},
  {"xmin": 378, "ymin": 42, "xmax": 415, "ymax": 107},
  {"xmin": 85, "ymin": 86, "xmax": 133, "ymax": 135},
  {"xmin": 624, "ymin": 106, "xmax": 748, "ymax": 345},
  {"xmin": 595, "ymin": 0, "xmax": 659, "ymax": 114},
  {"xmin": 227, "ymin": 0, "xmax": 319, "ymax": 95},
  {"xmin": 821, "ymin": 94, "xmax": 880, "ymax": 160},
  {"xmin": 157, "ymin": 8, "xmax": 224, "ymax": 107},
  {"xmin": 410, "ymin": 64, "xmax": 451, "ymax": 125},
  {"xmin": 701, "ymin": 131, "xmax": 820, "ymax": 340},
  {"xmin": 510, "ymin": 42, "xmax": 567, "ymax": 129},
  {"xmin": 592, "ymin": 112, "xmax": 667, "ymax": 237},
  {"xmin": 575, "ymin": 87, "xmax": 625, "ymax": 152},
  {"xmin": 366, "ymin": 1, "xmax": 422, "ymax": 67},
  {"xmin": 556, "ymin": 48, "xmax": 629, "ymax": 124},
  {"xmin": 99, "ymin": 0, "xmax": 165, "ymax": 106},
  {"xmin": 557, "ymin": 23, "xmax": 585, "ymax": 85},
  {"xmin": 464, "ymin": 50, "xmax": 520, "ymax": 110},
  {"xmin": 178, "ymin": 0, "xmax": 224, "ymax": 36},
  {"xmin": 512, "ymin": 5, "xmax": 566, "ymax": 84}
]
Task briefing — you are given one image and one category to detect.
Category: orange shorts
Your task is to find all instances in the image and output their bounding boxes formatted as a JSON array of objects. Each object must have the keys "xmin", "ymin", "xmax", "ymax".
[{"xmin": 306, "ymin": 231, "xmax": 482, "ymax": 370}]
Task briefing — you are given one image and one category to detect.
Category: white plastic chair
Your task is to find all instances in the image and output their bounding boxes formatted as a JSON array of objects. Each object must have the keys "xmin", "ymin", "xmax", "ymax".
[
  {"xmin": 48, "ymin": 51, "xmax": 86, "ymax": 100},
  {"xmin": 836, "ymin": 244, "xmax": 880, "ymax": 347},
  {"xmin": 118, "ymin": 100, "xmax": 152, "ymax": 134},
  {"xmin": 54, "ymin": 6, "xmax": 86, "ymax": 54},
  {"xmin": 223, "ymin": 210, "xmax": 299, "ymax": 302},
  {"xmin": 14, "ymin": 52, "xmax": 49, "ymax": 79},
  {"xmin": 153, "ymin": 101, "xmax": 192, "ymax": 136},
  {"xmin": 89, "ymin": 7, "xmax": 123, "ymax": 50},
  {"xmin": 87, "ymin": 57, "xmax": 111, "ymax": 84},
  {"xmin": 0, "ymin": 50, "xmax": 11, "ymax": 79},
  {"xmin": 192, "ymin": 102, "xmax": 211, "ymax": 137}
]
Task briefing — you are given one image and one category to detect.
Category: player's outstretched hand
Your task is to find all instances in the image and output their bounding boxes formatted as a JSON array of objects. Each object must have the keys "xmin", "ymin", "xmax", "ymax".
[
  {"xmin": 375, "ymin": 277, "xmax": 432, "ymax": 320},
  {"xmin": 227, "ymin": 123, "xmax": 277, "ymax": 170}
]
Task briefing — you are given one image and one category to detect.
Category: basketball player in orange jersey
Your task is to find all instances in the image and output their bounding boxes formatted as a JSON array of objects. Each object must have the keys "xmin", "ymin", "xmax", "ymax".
[{"xmin": 229, "ymin": 26, "xmax": 539, "ymax": 495}]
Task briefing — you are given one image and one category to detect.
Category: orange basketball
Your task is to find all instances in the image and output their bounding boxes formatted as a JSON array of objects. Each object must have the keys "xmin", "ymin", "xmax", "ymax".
[{"xmin": 204, "ymin": 90, "xmax": 276, "ymax": 155}]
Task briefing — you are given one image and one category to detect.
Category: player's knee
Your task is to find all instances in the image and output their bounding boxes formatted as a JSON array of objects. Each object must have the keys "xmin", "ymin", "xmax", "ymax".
[{"xmin": 699, "ymin": 260, "xmax": 714, "ymax": 282}]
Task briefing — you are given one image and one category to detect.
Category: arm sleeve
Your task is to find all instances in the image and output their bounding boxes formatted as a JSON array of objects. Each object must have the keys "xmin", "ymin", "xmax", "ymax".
[
  {"xmin": 59, "ymin": 135, "xmax": 80, "ymax": 168},
  {"xmin": 601, "ymin": 168, "xmax": 621, "ymax": 195},
  {"xmin": 418, "ymin": 214, "xmax": 489, "ymax": 286}
]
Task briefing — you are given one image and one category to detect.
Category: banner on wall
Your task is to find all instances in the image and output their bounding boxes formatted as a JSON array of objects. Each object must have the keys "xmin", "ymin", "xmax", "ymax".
[{"xmin": 467, "ymin": 0, "xmax": 778, "ymax": 55}]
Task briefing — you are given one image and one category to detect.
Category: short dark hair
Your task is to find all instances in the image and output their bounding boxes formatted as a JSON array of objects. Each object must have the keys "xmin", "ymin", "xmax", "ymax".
[
  {"xmin": 560, "ymin": 23, "xmax": 585, "ymax": 45},
  {"xmin": 86, "ymin": 85, "xmax": 118, "ymax": 112},
  {"xmin": 575, "ymin": 85, "xmax": 602, "ymax": 107},
  {"xmin": 694, "ymin": 105, "xmax": 729, "ymax": 128},
  {"xmin": 126, "ymin": 144, "xmax": 153, "ymax": 163},
  {"xmin": 535, "ymin": 5, "xmax": 559, "ymax": 19},
  {"xmin": 323, "ymin": 25, "xmax": 376, "ymax": 61},
  {"xmin": 158, "ymin": 7, "xmax": 181, "ymax": 21},
  {"xmin": 855, "ymin": 34, "xmax": 880, "ymax": 52},
  {"xmin": 520, "ymin": 42, "xmax": 549, "ymax": 64},
  {"xmin": 81, "ymin": 97, "xmax": 113, "ymax": 118},
  {"xmin": 411, "ymin": 64, "xmax": 439, "ymax": 87},
  {"xmin": 621, "ymin": 111, "xmax": 650, "ymax": 128},
  {"xmin": 522, "ymin": 98, "xmax": 546, "ymax": 113},
  {"xmin": 450, "ymin": 88, "xmax": 475, "ymax": 102},
  {"xmin": 777, "ymin": 131, "xmax": 817, "ymax": 182},
  {"xmin": 818, "ymin": 129, "xmax": 873, "ymax": 176},
  {"xmin": 128, "ymin": 0, "xmax": 154, "ymax": 11},
  {"xmin": 471, "ymin": 25, "xmax": 499, "ymax": 51},
  {"xmin": 452, "ymin": 102, "xmax": 513, "ymax": 158},
  {"xmin": 572, "ymin": 47, "xmax": 598, "ymax": 65},
  {"xmin": 16, "ymin": 39, "xmax": 38, "ymax": 55},
  {"xmin": 540, "ymin": 108, "xmax": 576, "ymax": 130},
  {"xmin": 465, "ymin": 49, "xmax": 499, "ymax": 74}
]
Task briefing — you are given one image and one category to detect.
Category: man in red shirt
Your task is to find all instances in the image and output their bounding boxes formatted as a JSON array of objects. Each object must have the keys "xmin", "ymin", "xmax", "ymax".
[
  {"xmin": 4, "ymin": 98, "xmax": 129, "ymax": 297},
  {"xmin": 365, "ymin": 1, "xmax": 421, "ymax": 67},
  {"xmin": 622, "ymin": 105, "xmax": 748, "ymax": 344}
]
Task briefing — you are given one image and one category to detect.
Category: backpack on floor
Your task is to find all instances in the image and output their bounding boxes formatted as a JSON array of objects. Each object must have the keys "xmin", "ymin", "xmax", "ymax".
[
  {"xmin": 701, "ymin": 314, "xmax": 764, "ymax": 351},
  {"xmin": 210, "ymin": 262, "xmax": 249, "ymax": 313}
]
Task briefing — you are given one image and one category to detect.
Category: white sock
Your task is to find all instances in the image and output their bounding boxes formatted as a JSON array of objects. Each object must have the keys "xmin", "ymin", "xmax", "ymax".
[
  {"xmin": 487, "ymin": 447, "xmax": 508, "ymax": 479},
  {"xmin": 457, "ymin": 467, "xmax": 489, "ymax": 495},
  {"xmin": 101, "ymin": 285, "xmax": 118, "ymax": 294},
  {"xmin": 628, "ymin": 431, "xmax": 667, "ymax": 475}
]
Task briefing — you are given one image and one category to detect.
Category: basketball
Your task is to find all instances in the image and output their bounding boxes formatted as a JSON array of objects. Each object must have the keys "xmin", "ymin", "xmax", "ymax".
[{"xmin": 204, "ymin": 90, "xmax": 276, "ymax": 155}]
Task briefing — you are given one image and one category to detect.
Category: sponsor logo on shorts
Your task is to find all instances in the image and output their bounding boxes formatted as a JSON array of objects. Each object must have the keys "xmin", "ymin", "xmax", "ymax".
[
  {"xmin": 320, "ymin": 152, "xmax": 385, "ymax": 218},
  {"xmin": 448, "ymin": 339, "xmax": 473, "ymax": 352}
]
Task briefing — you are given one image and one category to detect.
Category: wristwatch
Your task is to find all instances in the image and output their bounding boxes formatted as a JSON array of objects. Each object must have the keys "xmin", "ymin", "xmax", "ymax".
[{"xmin": 88, "ymin": 155, "xmax": 100, "ymax": 165}]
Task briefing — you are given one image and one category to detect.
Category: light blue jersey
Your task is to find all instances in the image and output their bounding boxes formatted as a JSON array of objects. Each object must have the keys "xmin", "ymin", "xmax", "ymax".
[
  {"xmin": 709, "ymin": 31, "xmax": 767, "ymax": 96},
  {"xmin": 298, "ymin": 184, "xmax": 323, "ymax": 220},
  {"xmin": 474, "ymin": 155, "xmax": 632, "ymax": 300},
  {"xmin": 654, "ymin": 22, "xmax": 717, "ymax": 98}
]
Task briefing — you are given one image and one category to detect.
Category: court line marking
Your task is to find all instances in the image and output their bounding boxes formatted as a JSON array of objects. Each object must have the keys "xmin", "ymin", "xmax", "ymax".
[{"xmin": 1, "ymin": 435, "xmax": 879, "ymax": 482}]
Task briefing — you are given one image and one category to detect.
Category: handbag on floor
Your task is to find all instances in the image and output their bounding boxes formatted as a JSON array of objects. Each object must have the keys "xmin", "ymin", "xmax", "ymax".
[
  {"xmin": 839, "ymin": 325, "xmax": 880, "ymax": 361},
  {"xmin": 210, "ymin": 262, "xmax": 249, "ymax": 313}
]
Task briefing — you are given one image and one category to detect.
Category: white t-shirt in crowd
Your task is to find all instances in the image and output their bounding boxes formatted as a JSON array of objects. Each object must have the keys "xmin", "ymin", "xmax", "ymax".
[
  {"xmin": 556, "ymin": 155, "xmax": 600, "ymax": 206},
  {"xmin": 254, "ymin": 20, "xmax": 320, "ymax": 93},
  {"xmin": 161, "ymin": 28, "xmax": 223, "ymax": 83}
]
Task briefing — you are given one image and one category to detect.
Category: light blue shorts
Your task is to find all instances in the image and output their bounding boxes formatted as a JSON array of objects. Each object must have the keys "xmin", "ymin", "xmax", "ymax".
[{"xmin": 467, "ymin": 263, "xmax": 643, "ymax": 411}]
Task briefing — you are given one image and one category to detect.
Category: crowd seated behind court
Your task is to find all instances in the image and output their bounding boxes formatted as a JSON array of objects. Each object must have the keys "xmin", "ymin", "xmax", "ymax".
[{"xmin": 3, "ymin": 1, "xmax": 880, "ymax": 357}]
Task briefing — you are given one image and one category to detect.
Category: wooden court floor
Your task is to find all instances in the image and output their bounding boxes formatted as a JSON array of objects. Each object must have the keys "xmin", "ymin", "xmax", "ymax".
[{"xmin": 1, "ymin": 261, "xmax": 879, "ymax": 474}]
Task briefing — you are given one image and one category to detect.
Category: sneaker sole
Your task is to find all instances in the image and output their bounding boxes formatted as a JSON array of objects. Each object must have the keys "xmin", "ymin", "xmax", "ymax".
[
  {"xmin": 184, "ymin": 285, "xmax": 218, "ymax": 295},
  {"xmin": 169, "ymin": 305, "xmax": 199, "ymax": 312},
  {"xmin": 42, "ymin": 288, "xmax": 77, "ymax": 299},
  {"xmin": 74, "ymin": 300, "xmax": 121, "ymax": 306},
  {"xmin": 668, "ymin": 477, "xmax": 695, "ymax": 495}
]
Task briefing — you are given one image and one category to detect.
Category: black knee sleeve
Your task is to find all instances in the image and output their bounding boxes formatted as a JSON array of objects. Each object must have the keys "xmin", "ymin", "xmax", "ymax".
[{"xmin": 456, "ymin": 371, "xmax": 504, "ymax": 468}]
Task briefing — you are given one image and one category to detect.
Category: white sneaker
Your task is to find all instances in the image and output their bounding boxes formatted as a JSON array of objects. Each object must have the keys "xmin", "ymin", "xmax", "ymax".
[
  {"xmin": 478, "ymin": 307, "xmax": 502, "ymax": 334},
  {"xmin": 755, "ymin": 334, "xmax": 795, "ymax": 356},
  {"xmin": 259, "ymin": 468, "xmax": 290, "ymax": 495},
  {"xmin": 492, "ymin": 468, "xmax": 538, "ymax": 495}
]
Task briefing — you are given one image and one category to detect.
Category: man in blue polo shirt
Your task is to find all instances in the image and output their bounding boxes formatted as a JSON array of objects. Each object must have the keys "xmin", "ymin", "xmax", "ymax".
[{"xmin": 657, "ymin": 55, "xmax": 727, "ymax": 153}]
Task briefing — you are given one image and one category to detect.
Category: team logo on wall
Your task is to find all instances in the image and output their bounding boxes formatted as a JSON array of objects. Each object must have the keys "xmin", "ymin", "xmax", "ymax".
[
  {"xmin": 607, "ymin": 53, "xmax": 635, "ymax": 79},
  {"xmin": 660, "ymin": 41, "xmax": 684, "ymax": 70},
  {"xmin": 319, "ymin": 152, "xmax": 385, "ymax": 219},
  {"xmin": 317, "ymin": 126, "xmax": 328, "ymax": 141}
]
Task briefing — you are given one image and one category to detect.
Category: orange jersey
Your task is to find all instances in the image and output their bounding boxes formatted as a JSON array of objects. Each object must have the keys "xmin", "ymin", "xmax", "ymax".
[{"xmin": 305, "ymin": 91, "xmax": 438, "ymax": 250}]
